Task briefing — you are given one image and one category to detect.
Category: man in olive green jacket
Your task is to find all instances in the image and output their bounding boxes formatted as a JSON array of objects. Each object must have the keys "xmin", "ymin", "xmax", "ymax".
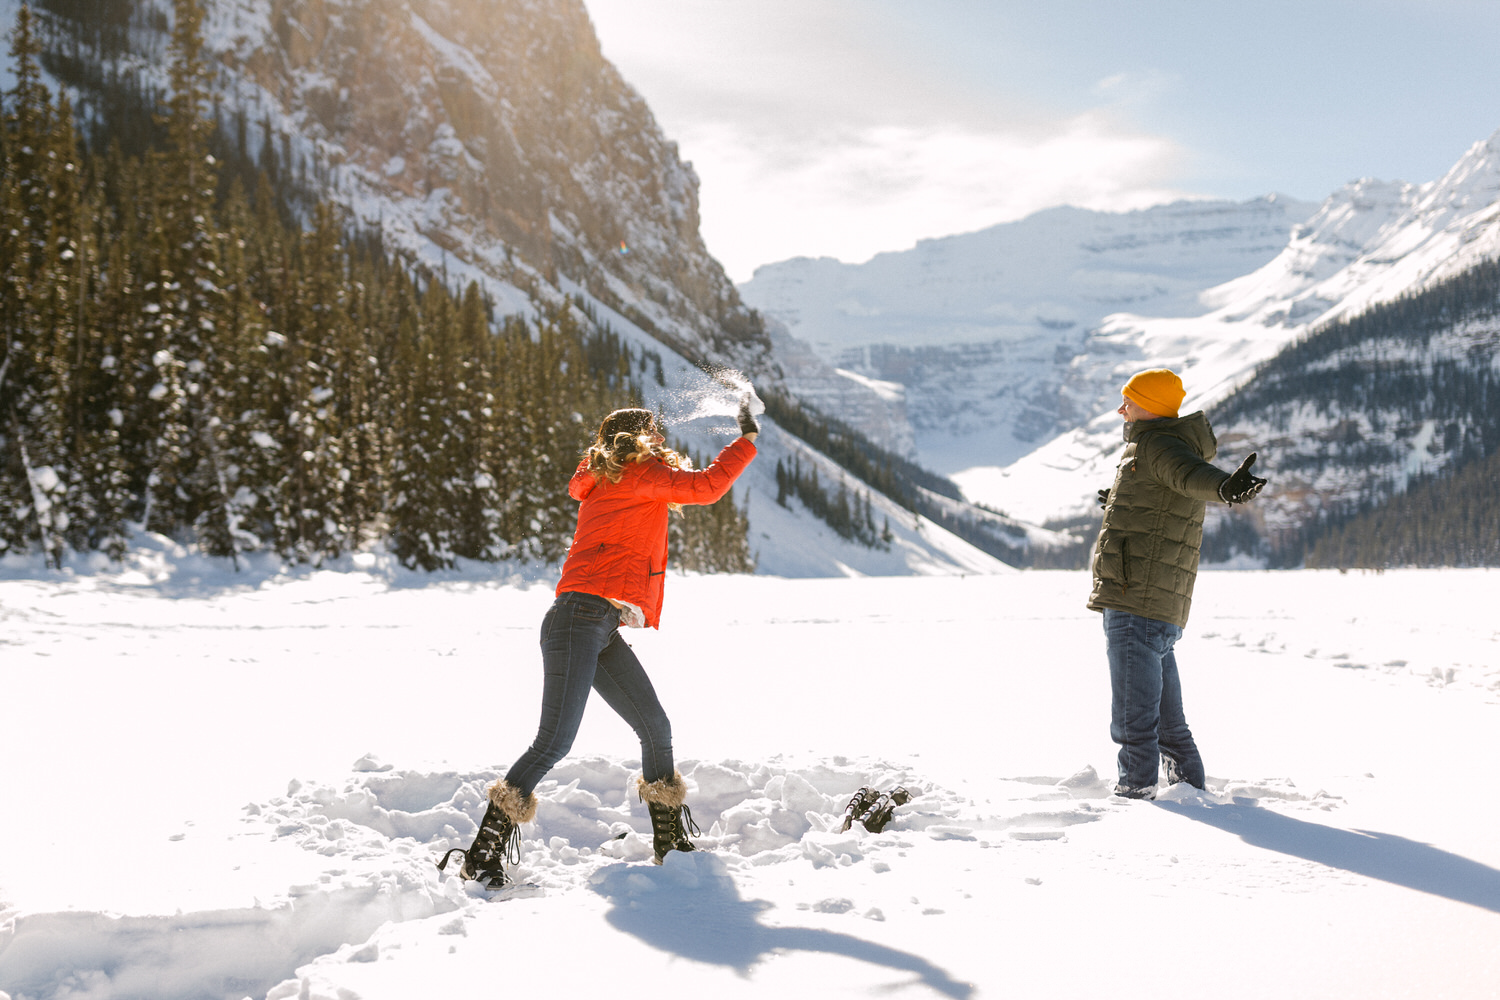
[{"xmin": 1089, "ymin": 368, "xmax": 1266, "ymax": 799}]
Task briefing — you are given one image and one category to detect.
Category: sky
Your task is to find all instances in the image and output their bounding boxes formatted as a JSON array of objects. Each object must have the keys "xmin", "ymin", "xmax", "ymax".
[{"xmin": 584, "ymin": 0, "xmax": 1500, "ymax": 282}]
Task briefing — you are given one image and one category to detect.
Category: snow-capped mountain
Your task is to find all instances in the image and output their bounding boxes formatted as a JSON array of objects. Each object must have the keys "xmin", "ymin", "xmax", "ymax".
[
  {"xmin": 979, "ymin": 130, "xmax": 1500, "ymax": 529},
  {"xmin": 739, "ymin": 196, "xmax": 1317, "ymax": 473},
  {"xmin": 744, "ymin": 131, "xmax": 1500, "ymax": 539}
]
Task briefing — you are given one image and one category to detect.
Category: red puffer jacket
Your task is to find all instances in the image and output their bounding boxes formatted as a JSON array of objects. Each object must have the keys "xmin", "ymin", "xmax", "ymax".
[{"xmin": 555, "ymin": 437, "xmax": 756, "ymax": 628}]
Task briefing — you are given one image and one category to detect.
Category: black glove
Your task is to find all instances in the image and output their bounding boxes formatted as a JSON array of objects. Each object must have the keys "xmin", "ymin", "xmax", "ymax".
[
  {"xmin": 1218, "ymin": 452, "xmax": 1267, "ymax": 504},
  {"xmin": 1097, "ymin": 488, "xmax": 1110, "ymax": 509},
  {"xmin": 737, "ymin": 394, "xmax": 759, "ymax": 436}
]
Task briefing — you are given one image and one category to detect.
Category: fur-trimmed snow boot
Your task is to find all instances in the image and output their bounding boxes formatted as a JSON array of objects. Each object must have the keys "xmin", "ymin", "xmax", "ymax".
[
  {"xmin": 436, "ymin": 779, "xmax": 537, "ymax": 889},
  {"xmin": 638, "ymin": 770, "xmax": 700, "ymax": 864}
]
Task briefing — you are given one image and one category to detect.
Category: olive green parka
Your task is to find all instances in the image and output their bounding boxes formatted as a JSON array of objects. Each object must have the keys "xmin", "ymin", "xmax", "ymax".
[{"xmin": 1088, "ymin": 411, "xmax": 1231, "ymax": 628}]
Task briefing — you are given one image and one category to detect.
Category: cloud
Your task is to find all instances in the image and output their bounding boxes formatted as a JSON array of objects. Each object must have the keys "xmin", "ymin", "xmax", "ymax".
[
  {"xmin": 585, "ymin": 0, "xmax": 1194, "ymax": 280},
  {"xmin": 690, "ymin": 116, "xmax": 1190, "ymax": 281},
  {"xmin": 1091, "ymin": 69, "xmax": 1179, "ymax": 103}
]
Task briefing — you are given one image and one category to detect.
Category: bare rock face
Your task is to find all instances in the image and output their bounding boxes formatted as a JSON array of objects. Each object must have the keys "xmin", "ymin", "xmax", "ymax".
[{"xmin": 205, "ymin": 0, "xmax": 769, "ymax": 367}]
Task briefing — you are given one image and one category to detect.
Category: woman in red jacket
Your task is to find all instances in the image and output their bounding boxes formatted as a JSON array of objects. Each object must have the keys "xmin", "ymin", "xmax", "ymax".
[{"xmin": 442, "ymin": 400, "xmax": 759, "ymax": 888}]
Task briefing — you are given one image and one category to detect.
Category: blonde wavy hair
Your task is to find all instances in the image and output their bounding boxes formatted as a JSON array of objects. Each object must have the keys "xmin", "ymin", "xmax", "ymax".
[{"xmin": 585, "ymin": 409, "xmax": 693, "ymax": 505}]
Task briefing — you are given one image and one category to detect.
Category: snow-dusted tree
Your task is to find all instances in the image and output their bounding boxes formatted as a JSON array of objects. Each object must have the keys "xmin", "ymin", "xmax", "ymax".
[
  {"xmin": 384, "ymin": 270, "xmax": 453, "ymax": 569},
  {"xmin": 271, "ymin": 206, "xmax": 370, "ymax": 562},
  {"xmin": 0, "ymin": 3, "xmax": 89, "ymax": 566},
  {"xmin": 134, "ymin": 0, "xmax": 239, "ymax": 559},
  {"xmin": 446, "ymin": 281, "xmax": 508, "ymax": 561},
  {"xmin": 495, "ymin": 307, "xmax": 601, "ymax": 563}
]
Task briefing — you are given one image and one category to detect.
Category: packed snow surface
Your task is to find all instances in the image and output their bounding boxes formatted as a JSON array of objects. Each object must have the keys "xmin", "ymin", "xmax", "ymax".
[{"xmin": 1, "ymin": 554, "xmax": 1499, "ymax": 1000}]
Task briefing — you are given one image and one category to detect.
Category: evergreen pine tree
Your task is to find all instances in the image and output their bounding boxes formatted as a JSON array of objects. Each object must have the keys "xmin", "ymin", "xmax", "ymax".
[{"xmin": 0, "ymin": 3, "xmax": 73, "ymax": 565}]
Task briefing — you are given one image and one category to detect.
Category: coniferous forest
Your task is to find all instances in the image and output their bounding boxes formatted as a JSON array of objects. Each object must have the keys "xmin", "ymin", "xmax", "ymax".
[
  {"xmin": 0, "ymin": 0, "xmax": 753, "ymax": 573},
  {"xmin": 1208, "ymin": 254, "xmax": 1500, "ymax": 569}
]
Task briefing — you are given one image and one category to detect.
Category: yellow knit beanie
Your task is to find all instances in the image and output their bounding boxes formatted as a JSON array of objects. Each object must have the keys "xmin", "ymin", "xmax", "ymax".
[{"xmin": 1122, "ymin": 369, "xmax": 1184, "ymax": 418}]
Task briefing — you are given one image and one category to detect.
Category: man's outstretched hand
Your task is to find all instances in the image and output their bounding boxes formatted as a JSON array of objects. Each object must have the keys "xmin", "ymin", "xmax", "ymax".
[{"xmin": 1218, "ymin": 452, "xmax": 1267, "ymax": 504}]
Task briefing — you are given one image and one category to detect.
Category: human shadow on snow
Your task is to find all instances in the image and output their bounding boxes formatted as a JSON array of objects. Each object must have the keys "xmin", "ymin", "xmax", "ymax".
[
  {"xmin": 1158, "ymin": 798, "xmax": 1500, "ymax": 913},
  {"xmin": 588, "ymin": 855, "xmax": 973, "ymax": 998}
]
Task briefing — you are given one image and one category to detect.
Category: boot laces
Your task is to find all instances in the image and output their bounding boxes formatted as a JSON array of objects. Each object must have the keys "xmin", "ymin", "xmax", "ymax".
[
  {"xmin": 442, "ymin": 806, "xmax": 524, "ymax": 886},
  {"xmin": 678, "ymin": 803, "xmax": 701, "ymax": 840},
  {"xmin": 649, "ymin": 800, "xmax": 699, "ymax": 854}
]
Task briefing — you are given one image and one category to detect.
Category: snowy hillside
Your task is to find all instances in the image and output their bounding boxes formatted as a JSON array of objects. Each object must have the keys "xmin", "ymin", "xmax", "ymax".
[
  {"xmin": 1, "ymin": 563, "xmax": 1497, "ymax": 999},
  {"xmin": 3, "ymin": 0, "xmax": 771, "ymax": 367},
  {"xmin": 1202, "ymin": 262, "xmax": 1500, "ymax": 565}
]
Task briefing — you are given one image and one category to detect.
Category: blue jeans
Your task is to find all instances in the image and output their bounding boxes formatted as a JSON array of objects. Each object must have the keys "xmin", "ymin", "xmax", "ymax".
[
  {"xmin": 1103, "ymin": 608, "xmax": 1205, "ymax": 791},
  {"xmin": 505, "ymin": 592, "xmax": 675, "ymax": 797}
]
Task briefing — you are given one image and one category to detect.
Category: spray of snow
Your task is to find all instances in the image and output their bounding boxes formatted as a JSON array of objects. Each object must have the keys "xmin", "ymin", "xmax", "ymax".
[{"xmin": 654, "ymin": 366, "xmax": 764, "ymax": 438}]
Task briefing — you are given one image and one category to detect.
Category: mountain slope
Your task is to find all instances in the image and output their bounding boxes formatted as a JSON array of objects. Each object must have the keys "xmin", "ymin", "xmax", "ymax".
[
  {"xmin": 7, "ymin": 0, "xmax": 1016, "ymax": 577},
  {"xmin": 191, "ymin": 0, "xmax": 770, "ymax": 369},
  {"xmin": 1203, "ymin": 256, "xmax": 1500, "ymax": 566},
  {"xmin": 954, "ymin": 131, "xmax": 1500, "ymax": 530}
]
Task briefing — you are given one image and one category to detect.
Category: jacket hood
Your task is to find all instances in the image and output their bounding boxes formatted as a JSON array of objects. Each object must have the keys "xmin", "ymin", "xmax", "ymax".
[{"xmin": 1125, "ymin": 410, "xmax": 1217, "ymax": 462}]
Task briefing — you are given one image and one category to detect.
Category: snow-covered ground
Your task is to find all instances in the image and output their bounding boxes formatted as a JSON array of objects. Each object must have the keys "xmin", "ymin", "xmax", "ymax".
[{"xmin": 2, "ymin": 555, "xmax": 1499, "ymax": 1000}]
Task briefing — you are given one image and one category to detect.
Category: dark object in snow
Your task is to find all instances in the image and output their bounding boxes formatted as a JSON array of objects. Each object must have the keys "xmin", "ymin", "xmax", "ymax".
[
  {"xmin": 839, "ymin": 787, "xmax": 880, "ymax": 832},
  {"xmin": 1113, "ymin": 783, "xmax": 1156, "ymax": 801},
  {"xmin": 1161, "ymin": 754, "xmax": 1205, "ymax": 790},
  {"xmin": 840, "ymin": 786, "xmax": 913, "ymax": 833},
  {"xmin": 860, "ymin": 787, "xmax": 913, "ymax": 833},
  {"xmin": 1098, "ymin": 487, "xmax": 1111, "ymax": 508},
  {"xmin": 436, "ymin": 797, "xmax": 523, "ymax": 890}
]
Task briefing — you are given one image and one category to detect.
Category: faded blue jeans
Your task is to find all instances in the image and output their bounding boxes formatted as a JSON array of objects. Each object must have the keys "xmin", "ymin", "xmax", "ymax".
[
  {"xmin": 1103, "ymin": 608, "xmax": 1205, "ymax": 792},
  {"xmin": 505, "ymin": 591, "xmax": 675, "ymax": 797}
]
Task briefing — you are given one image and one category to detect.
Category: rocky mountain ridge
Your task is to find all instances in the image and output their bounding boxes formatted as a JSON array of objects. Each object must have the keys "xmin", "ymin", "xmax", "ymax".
[{"xmin": 39, "ymin": 0, "xmax": 772, "ymax": 370}]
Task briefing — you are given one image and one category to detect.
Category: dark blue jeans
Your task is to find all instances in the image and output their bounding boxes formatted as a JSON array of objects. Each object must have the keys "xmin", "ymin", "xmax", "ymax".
[
  {"xmin": 1103, "ymin": 608, "xmax": 1205, "ymax": 791},
  {"xmin": 505, "ymin": 592, "xmax": 674, "ymax": 797}
]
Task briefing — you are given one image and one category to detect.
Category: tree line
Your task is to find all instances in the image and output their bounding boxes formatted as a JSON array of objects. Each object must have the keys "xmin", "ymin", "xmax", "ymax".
[
  {"xmin": 774, "ymin": 454, "xmax": 891, "ymax": 550},
  {"xmin": 1304, "ymin": 442, "xmax": 1500, "ymax": 569},
  {"xmin": 1208, "ymin": 253, "xmax": 1500, "ymax": 567},
  {"xmin": 0, "ymin": 0, "xmax": 751, "ymax": 573}
]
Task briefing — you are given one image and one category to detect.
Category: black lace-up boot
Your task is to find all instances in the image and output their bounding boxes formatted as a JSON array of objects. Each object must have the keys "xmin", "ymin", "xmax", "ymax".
[
  {"xmin": 858, "ymin": 786, "xmax": 912, "ymax": 833},
  {"xmin": 436, "ymin": 779, "xmax": 537, "ymax": 890},
  {"xmin": 638, "ymin": 770, "xmax": 699, "ymax": 863},
  {"xmin": 839, "ymin": 787, "xmax": 880, "ymax": 832}
]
